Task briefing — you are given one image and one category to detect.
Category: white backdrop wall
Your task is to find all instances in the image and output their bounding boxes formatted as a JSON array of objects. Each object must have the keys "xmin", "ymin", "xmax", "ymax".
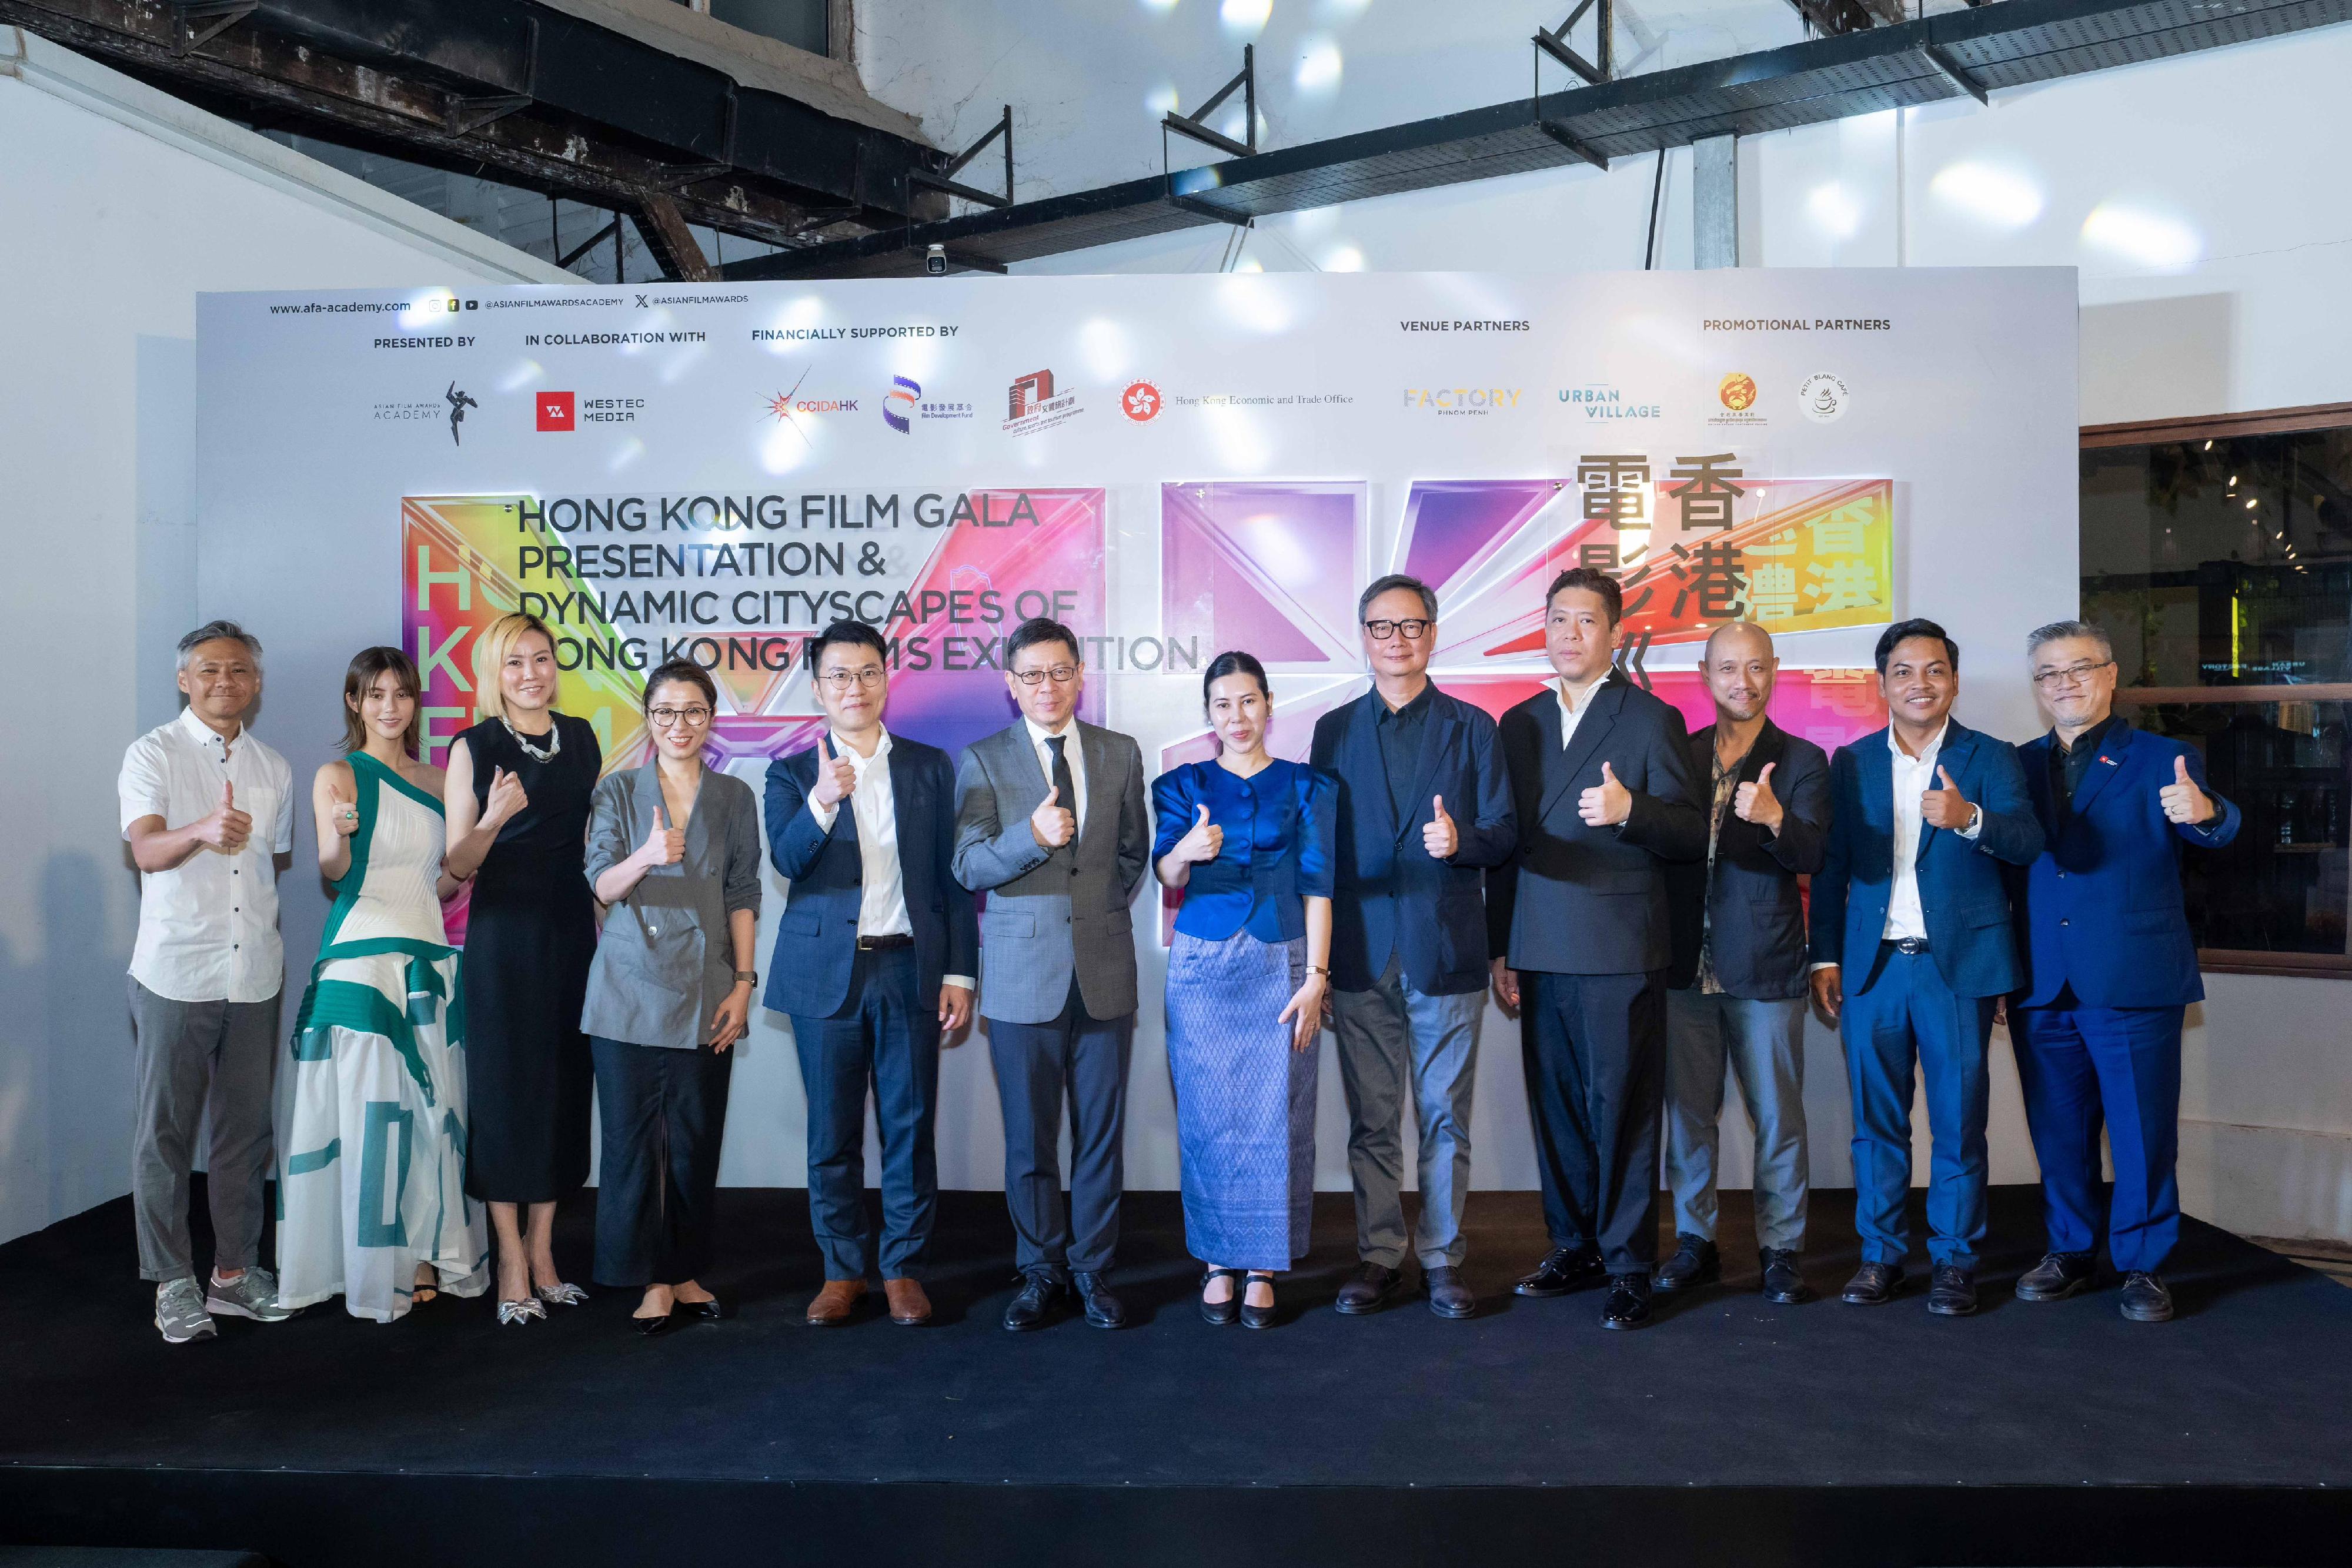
[
  {"xmin": 853, "ymin": 8, "xmax": 2352, "ymax": 1240},
  {"xmin": 0, "ymin": 31, "xmax": 568, "ymax": 1245}
]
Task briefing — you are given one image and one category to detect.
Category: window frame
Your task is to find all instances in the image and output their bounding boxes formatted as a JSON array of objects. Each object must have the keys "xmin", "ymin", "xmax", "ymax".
[{"xmin": 2084, "ymin": 404, "xmax": 2352, "ymax": 980}]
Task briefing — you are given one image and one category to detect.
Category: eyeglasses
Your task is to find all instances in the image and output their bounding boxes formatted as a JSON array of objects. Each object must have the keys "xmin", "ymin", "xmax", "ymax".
[
  {"xmin": 1011, "ymin": 665, "xmax": 1081, "ymax": 686},
  {"xmin": 817, "ymin": 667, "xmax": 887, "ymax": 691},
  {"xmin": 1362, "ymin": 618, "xmax": 1432, "ymax": 641},
  {"xmin": 2032, "ymin": 660, "xmax": 2114, "ymax": 690},
  {"xmin": 649, "ymin": 706, "xmax": 712, "ymax": 729}
]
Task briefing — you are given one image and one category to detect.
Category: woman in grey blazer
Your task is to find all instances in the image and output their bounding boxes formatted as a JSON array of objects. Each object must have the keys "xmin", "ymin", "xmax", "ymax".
[{"xmin": 583, "ymin": 660, "xmax": 761, "ymax": 1335}]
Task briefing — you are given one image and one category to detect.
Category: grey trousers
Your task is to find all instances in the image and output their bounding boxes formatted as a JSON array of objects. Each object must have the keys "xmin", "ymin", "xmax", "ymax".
[
  {"xmin": 1329, "ymin": 956, "xmax": 1484, "ymax": 1270},
  {"xmin": 129, "ymin": 978, "xmax": 280, "ymax": 1283},
  {"xmin": 1662, "ymin": 987, "xmax": 1809, "ymax": 1253}
]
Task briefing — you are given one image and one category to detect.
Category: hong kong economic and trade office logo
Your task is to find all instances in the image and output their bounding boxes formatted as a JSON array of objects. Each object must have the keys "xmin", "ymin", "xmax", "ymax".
[{"xmin": 1003, "ymin": 367, "xmax": 1082, "ymax": 435}]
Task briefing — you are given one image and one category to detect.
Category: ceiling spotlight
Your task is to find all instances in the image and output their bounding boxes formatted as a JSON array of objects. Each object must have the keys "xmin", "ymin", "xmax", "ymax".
[
  {"xmin": 2248, "ymin": 498, "xmax": 2259, "ymax": 509},
  {"xmin": 2228, "ymin": 474, "xmax": 2239, "ymax": 486}
]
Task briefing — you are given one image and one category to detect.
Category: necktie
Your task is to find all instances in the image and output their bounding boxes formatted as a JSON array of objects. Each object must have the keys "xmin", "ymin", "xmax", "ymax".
[{"xmin": 1046, "ymin": 734, "xmax": 1077, "ymax": 852}]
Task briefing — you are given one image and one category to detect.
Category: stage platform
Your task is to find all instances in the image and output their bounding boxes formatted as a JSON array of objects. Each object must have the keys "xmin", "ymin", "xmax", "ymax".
[{"xmin": 4, "ymin": 1183, "xmax": 2348, "ymax": 1567}]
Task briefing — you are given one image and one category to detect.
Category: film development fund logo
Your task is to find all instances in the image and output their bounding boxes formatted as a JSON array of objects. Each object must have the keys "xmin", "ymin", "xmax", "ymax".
[
  {"xmin": 880, "ymin": 376, "xmax": 974, "ymax": 434},
  {"xmin": 1003, "ymin": 368, "xmax": 1082, "ymax": 436}
]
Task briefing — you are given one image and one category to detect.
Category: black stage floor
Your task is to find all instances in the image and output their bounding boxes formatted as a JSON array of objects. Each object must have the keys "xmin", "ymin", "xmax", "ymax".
[{"xmin": 4, "ymin": 1182, "xmax": 2348, "ymax": 1567}]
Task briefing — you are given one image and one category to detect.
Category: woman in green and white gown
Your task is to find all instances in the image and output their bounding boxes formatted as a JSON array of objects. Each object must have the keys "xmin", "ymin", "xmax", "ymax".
[{"xmin": 275, "ymin": 647, "xmax": 489, "ymax": 1321}]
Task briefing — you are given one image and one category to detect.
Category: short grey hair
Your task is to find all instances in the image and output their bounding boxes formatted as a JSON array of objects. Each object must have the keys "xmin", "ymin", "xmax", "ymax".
[
  {"xmin": 177, "ymin": 619, "xmax": 263, "ymax": 671},
  {"xmin": 2025, "ymin": 620, "xmax": 2112, "ymax": 663},
  {"xmin": 1358, "ymin": 573, "xmax": 1438, "ymax": 623}
]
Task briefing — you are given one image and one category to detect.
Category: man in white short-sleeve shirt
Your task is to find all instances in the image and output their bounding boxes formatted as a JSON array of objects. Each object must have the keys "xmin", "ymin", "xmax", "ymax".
[{"xmin": 118, "ymin": 621, "xmax": 301, "ymax": 1342}]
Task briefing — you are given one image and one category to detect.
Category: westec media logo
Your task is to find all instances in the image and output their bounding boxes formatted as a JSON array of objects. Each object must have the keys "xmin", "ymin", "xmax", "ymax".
[
  {"xmin": 536, "ymin": 390, "xmax": 576, "ymax": 432},
  {"xmin": 884, "ymin": 375, "xmax": 920, "ymax": 433}
]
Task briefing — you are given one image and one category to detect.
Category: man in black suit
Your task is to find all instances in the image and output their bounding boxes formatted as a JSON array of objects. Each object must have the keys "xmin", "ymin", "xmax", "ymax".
[
  {"xmin": 1489, "ymin": 567, "xmax": 1707, "ymax": 1329},
  {"xmin": 764, "ymin": 619, "xmax": 979, "ymax": 1329},
  {"xmin": 1657, "ymin": 621, "xmax": 1831, "ymax": 1306}
]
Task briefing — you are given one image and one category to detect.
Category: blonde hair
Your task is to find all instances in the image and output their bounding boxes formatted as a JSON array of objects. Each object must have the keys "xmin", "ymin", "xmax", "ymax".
[{"xmin": 471, "ymin": 611, "xmax": 558, "ymax": 723}]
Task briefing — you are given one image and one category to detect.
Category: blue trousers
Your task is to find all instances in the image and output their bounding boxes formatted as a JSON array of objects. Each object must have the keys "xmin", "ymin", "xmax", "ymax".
[
  {"xmin": 790, "ymin": 946, "xmax": 939, "ymax": 1282},
  {"xmin": 2009, "ymin": 999, "xmax": 2183, "ymax": 1273},
  {"xmin": 1842, "ymin": 947, "xmax": 1995, "ymax": 1269}
]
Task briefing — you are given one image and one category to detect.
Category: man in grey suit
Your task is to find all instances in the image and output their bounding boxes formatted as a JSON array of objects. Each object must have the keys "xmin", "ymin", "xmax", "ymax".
[{"xmin": 952, "ymin": 617, "xmax": 1151, "ymax": 1330}]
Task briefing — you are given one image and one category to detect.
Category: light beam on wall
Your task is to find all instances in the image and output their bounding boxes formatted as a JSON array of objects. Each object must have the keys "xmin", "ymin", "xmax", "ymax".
[
  {"xmin": 2081, "ymin": 202, "xmax": 2201, "ymax": 272},
  {"xmin": 1928, "ymin": 162, "xmax": 2044, "ymax": 231}
]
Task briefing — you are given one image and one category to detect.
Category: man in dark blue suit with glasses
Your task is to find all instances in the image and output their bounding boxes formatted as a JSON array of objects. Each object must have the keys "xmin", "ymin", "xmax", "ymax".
[
  {"xmin": 2006, "ymin": 620, "xmax": 2237, "ymax": 1324},
  {"xmin": 1809, "ymin": 618, "xmax": 2043, "ymax": 1319}
]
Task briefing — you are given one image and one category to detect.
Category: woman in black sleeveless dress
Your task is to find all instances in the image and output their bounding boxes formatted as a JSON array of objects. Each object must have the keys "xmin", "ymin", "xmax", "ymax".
[{"xmin": 443, "ymin": 612, "xmax": 601, "ymax": 1325}]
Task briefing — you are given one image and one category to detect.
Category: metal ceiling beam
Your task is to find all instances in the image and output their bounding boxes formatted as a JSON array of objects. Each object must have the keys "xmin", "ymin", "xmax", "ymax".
[
  {"xmin": 2, "ymin": 0, "xmax": 955, "ymax": 263},
  {"xmin": 726, "ymin": 0, "xmax": 2352, "ymax": 280}
]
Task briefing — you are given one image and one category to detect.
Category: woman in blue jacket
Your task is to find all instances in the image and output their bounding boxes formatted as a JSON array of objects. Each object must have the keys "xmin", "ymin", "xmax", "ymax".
[{"xmin": 1153, "ymin": 651, "xmax": 1337, "ymax": 1329}]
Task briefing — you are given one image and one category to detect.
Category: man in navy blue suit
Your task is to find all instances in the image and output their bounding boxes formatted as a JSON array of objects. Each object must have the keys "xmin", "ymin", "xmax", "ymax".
[
  {"xmin": 764, "ymin": 619, "xmax": 977, "ymax": 1329},
  {"xmin": 1309, "ymin": 574, "xmax": 1515, "ymax": 1320},
  {"xmin": 2007, "ymin": 620, "xmax": 2238, "ymax": 1323},
  {"xmin": 1809, "ymin": 618, "xmax": 2043, "ymax": 1317}
]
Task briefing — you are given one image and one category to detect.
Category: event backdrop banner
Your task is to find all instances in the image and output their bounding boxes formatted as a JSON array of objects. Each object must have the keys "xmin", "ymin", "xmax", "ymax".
[{"xmin": 195, "ymin": 269, "xmax": 2080, "ymax": 1192}]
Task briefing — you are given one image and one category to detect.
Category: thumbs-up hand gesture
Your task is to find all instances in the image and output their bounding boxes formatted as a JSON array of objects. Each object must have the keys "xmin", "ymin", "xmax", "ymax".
[
  {"xmin": 808, "ymin": 734, "xmax": 857, "ymax": 809},
  {"xmin": 640, "ymin": 805, "xmax": 685, "ymax": 868},
  {"xmin": 198, "ymin": 779, "xmax": 254, "ymax": 853},
  {"xmin": 2160, "ymin": 753, "xmax": 2214, "ymax": 825},
  {"xmin": 483, "ymin": 765, "xmax": 529, "ymax": 828},
  {"xmin": 1030, "ymin": 784, "xmax": 1076, "ymax": 849},
  {"xmin": 329, "ymin": 779, "xmax": 361, "ymax": 838},
  {"xmin": 1921, "ymin": 764, "xmax": 1972, "ymax": 830},
  {"xmin": 1735, "ymin": 761, "xmax": 1783, "ymax": 832},
  {"xmin": 1175, "ymin": 802, "xmax": 1224, "ymax": 865},
  {"xmin": 1423, "ymin": 794, "xmax": 1459, "ymax": 860},
  {"xmin": 1579, "ymin": 760, "xmax": 1632, "ymax": 827}
]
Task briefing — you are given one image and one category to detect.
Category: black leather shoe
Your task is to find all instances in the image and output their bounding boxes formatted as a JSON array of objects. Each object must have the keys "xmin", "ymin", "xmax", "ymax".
[
  {"xmin": 1199, "ymin": 1268, "xmax": 1243, "ymax": 1326},
  {"xmin": 1600, "ymin": 1273, "xmax": 1653, "ymax": 1330},
  {"xmin": 1072, "ymin": 1271, "xmax": 1125, "ymax": 1329},
  {"xmin": 1514, "ymin": 1246, "xmax": 1606, "ymax": 1298},
  {"xmin": 1424, "ymin": 1266, "xmax": 1476, "ymax": 1320},
  {"xmin": 1652, "ymin": 1234, "xmax": 1720, "ymax": 1293},
  {"xmin": 1239, "ymin": 1272, "xmax": 1278, "ymax": 1330},
  {"xmin": 1927, "ymin": 1262, "xmax": 1978, "ymax": 1317},
  {"xmin": 677, "ymin": 1296, "xmax": 726, "ymax": 1322},
  {"xmin": 1334, "ymin": 1262, "xmax": 1402, "ymax": 1315},
  {"xmin": 1001, "ymin": 1268, "xmax": 1064, "ymax": 1332},
  {"xmin": 632, "ymin": 1309, "xmax": 676, "ymax": 1338},
  {"xmin": 2119, "ymin": 1271, "xmax": 2174, "ymax": 1322},
  {"xmin": 1840, "ymin": 1261, "xmax": 1906, "ymax": 1305},
  {"xmin": 1759, "ymin": 1249, "xmax": 1812, "ymax": 1304},
  {"xmin": 2016, "ymin": 1251, "xmax": 2097, "ymax": 1302}
]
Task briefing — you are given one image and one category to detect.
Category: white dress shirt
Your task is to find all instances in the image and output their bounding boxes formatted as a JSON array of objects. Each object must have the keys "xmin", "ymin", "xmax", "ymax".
[
  {"xmin": 1554, "ymin": 672, "xmax": 1611, "ymax": 748},
  {"xmin": 1024, "ymin": 715, "xmax": 1087, "ymax": 836},
  {"xmin": 1883, "ymin": 721, "xmax": 1980, "ymax": 942},
  {"xmin": 118, "ymin": 707, "xmax": 296, "ymax": 1004},
  {"xmin": 806, "ymin": 727, "xmax": 974, "ymax": 991}
]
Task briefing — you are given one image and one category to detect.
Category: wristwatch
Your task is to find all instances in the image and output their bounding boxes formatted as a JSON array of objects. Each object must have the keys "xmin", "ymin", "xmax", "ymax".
[{"xmin": 733, "ymin": 969, "xmax": 759, "ymax": 986}]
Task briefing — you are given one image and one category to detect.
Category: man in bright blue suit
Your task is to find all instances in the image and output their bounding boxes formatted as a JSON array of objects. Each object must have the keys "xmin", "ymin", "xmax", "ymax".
[
  {"xmin": 1809, "ymin": 618, "xmax": 2044, "ymax": 1318},
  {"xmin": 764, "ymin": 618, "xmax": 978, "ymax": 1330},
  {"xmin": 2007, "ymin": 620, "xmax": 2238, "ymax": 1325}
]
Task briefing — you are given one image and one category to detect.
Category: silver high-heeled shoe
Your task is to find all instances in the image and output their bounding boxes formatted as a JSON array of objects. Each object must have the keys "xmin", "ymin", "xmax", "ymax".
[
  {"xmin": 496, "ymin": 1296, "xmax": 546, "ymax": 1326},
  {"xmin": 534, "ymin": 1282, "xmax": 590, "ymax": 1308}
]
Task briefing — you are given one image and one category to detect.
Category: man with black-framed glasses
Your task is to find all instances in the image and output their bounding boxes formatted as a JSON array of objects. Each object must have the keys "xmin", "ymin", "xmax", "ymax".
[
  {"xmin": 2007, "ymin": 620, "xmax": 2238, "ymax": 1322},
  {"xmin": 952, "ymin": 617, "xmax": 1150, "ymax": 1330},
  {"xmin": 1309, "ymin": 574, "xmax": 1515, "ymax": 1319}
]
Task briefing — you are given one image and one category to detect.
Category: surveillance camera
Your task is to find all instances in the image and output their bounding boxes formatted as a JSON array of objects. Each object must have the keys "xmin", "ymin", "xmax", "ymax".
[{"xmin": 924, "ymin": 243, "xmax": 948, "ymax": 277}]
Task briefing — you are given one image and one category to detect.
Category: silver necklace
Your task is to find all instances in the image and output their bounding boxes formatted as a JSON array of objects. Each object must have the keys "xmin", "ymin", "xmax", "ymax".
[{"xmin": 502, "ymin": 715, "xmax": 560, "ymax": 765}]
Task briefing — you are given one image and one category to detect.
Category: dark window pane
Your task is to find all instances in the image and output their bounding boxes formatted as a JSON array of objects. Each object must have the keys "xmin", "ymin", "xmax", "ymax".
[{"xmin": 706, "ymin": 0, "xmax": 827, "ymax": 55}]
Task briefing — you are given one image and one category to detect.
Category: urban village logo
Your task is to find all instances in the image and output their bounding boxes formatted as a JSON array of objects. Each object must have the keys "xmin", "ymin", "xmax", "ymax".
[
  {"xmin": 1003, "ymin": 368, "xmax": 1082, "ymax": 436},
  {"xmin": 1402, "ymin": 385, "xmax": 1525, "ymax": 415},
  {"xmin": 880, "ymin": 375, "xmax": 975, "ymax": 434},
  {"xmin": 1558, "ymin": 386, "xmax": 1661, "ymax": 420}
]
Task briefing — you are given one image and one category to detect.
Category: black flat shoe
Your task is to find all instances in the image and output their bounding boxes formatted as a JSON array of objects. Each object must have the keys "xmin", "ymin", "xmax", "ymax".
[
  {"xmin": 1424, "ymin": 1265, "xmax": 1476, "ymax": 1320},
  {"xmin": 1335, "ymin": 1261, "xmax": 1402, "ymax": 1316},
  {"xmin": 677, "ymin": 1296, "xmax": 726, "ymax": 1322},
  {"xmin": 1514, "ymin": 1246, "xmax": 1606, "ymax": 1298},
  {"xmin": 1073, "ymin": 1271, "xmax": 1125, "ymax": 1329},
  {"xmin": 2120, "ymin": 1271, "xmax": 2174, "ymax": 1322},
  {"xmin": 1199, "ymin": 1267, "xmax": 1244, "ymax": 1326},
  {"xmin": 1003, "ymin": 1268, "xmax": 1063, "ymax": 1332},
  {"xmin": 1239, "ymin": 1272, "xmax": 1277, "ymax": 1330},
  {"xmin": 632, "ymin": 1310, "xmax": 677, "ymax": 1338},
  {"xmin": 2016, "ymin": 1251, "xmax": 2096, "ymax": 1302}
]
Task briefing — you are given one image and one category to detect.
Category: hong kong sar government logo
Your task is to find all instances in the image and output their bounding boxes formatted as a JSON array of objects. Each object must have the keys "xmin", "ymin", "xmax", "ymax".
[
  {"xmin": 1121, "ymin": 381, "xmax": 1162, "ymax": 423},
  {"xmin": 884, "ymin": 375, "xmax": 920, "ymax": 433},
  {"xmin": 1718, "ymin": 373, "xmax": 1759, "ymax": 413}
]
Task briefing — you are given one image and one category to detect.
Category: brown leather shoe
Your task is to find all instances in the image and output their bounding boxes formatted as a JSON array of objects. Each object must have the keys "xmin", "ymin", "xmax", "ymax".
[
  {"xmin": 883, "ymin": 1277, "xmax": 932, "ymax": 1326},
  {"xmin": 805, "ymin": 1279, "xmax": 864, "ymax": 1326}
]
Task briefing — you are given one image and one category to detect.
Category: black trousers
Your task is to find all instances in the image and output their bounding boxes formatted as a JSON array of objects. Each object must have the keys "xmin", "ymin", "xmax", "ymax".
[
  {"xmin": 589, "ymin": 1036, "xmax": 734, "ymax": 1288},
  {"xmin": 1521, "ymin": 969, "xmax": 1666, "ymax": 1274},
  {"xmin": 987, "ymin": 979, "xmax": 1132, "ymax": 1276}
]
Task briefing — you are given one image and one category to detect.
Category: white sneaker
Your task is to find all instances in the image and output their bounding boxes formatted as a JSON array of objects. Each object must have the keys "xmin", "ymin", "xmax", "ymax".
[
  {"xmin": 206, "ymin": 1266, "xmax": 301, "ymax": 1322},
  {"xmin": 155, "ymin": 1277, "xmax": 217, "ymax": 1343}
]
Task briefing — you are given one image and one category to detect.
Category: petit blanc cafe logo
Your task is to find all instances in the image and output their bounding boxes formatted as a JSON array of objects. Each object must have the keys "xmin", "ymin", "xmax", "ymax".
[
  {"xmin": 1798, "ymin": 372, "xmax": 1850, "ymax": 423},
  {"xmin": 1402, "ymin": 385, "xmax": 1525, "ymax": 416}
]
